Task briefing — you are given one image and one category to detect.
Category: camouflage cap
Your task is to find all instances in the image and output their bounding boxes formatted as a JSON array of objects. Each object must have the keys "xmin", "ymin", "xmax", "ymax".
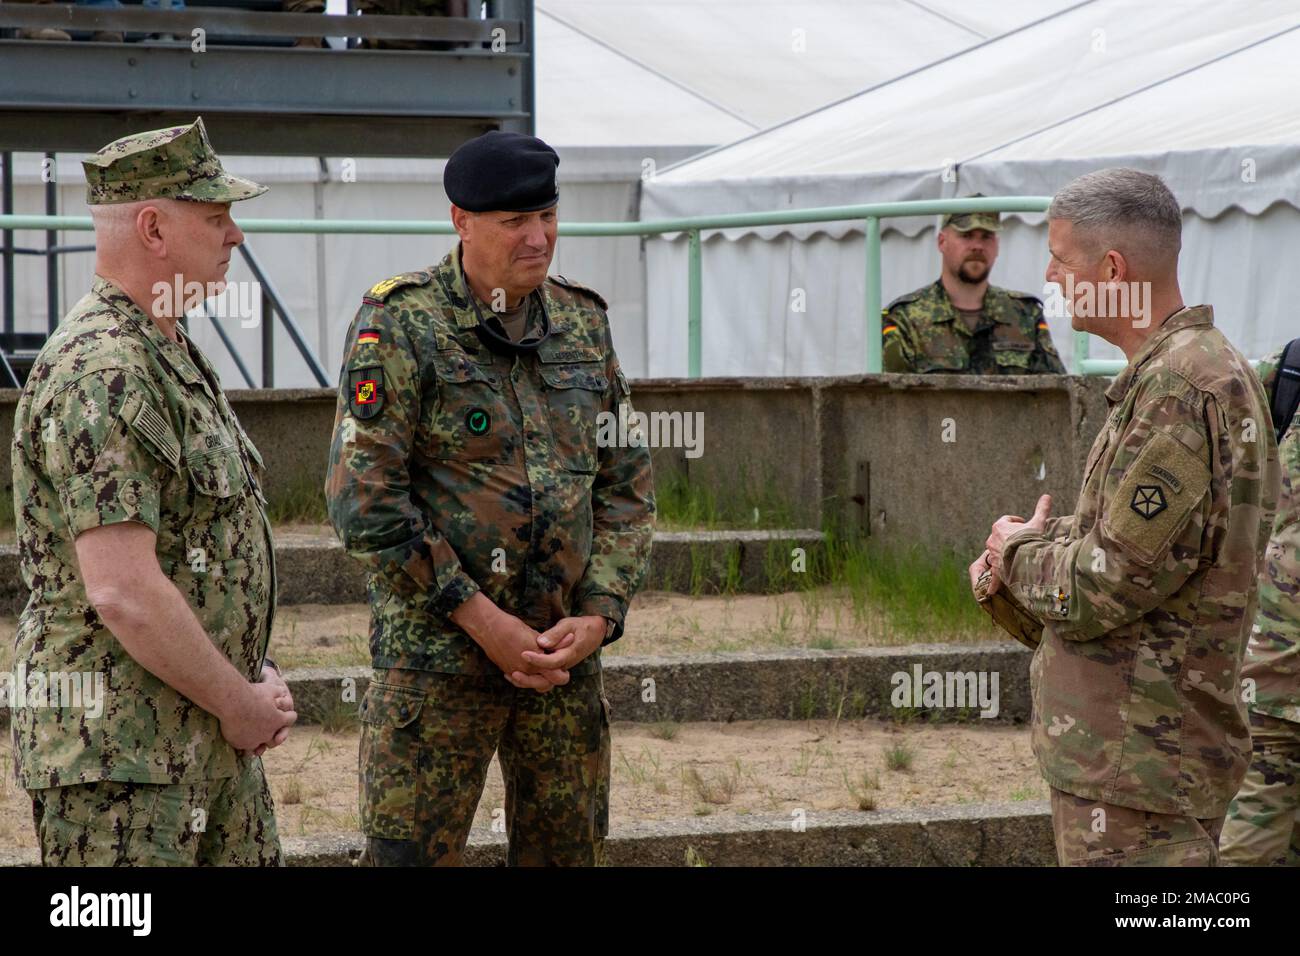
[
  {"xmin": 941, "ymin": 210, "xmax": 1001, "ymax": 233},
  {"xmin": 82, "ymin": 117, "xmax": 267, "ymax": 206}
]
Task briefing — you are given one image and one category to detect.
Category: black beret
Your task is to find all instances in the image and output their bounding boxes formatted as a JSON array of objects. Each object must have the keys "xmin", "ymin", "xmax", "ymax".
[{"xmin": 444, "ymin": 130, "xmax": 560, "ymax": 213}]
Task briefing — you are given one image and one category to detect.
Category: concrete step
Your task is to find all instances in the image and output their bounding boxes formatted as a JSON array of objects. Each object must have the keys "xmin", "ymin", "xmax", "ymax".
[
  {"xmin": 0, "ymin": 640, "xmax": 1024, "ymax": 731},
  {"xmin": 286, "ymin": 642, "xmax": 1029, "ymax": 728},
  {"xmin": 0, "ymin": 528, "xmax": 827, "ymax": 615},
  {"xmin": 0, "ymin": 801, "xmax": 1054, "ymax": 867}
]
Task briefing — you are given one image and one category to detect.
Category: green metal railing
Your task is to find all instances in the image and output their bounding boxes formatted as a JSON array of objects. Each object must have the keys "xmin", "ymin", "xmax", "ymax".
[{"xmin": 3, "ymin": 196, "xmax": 1119, "ymax": 377}]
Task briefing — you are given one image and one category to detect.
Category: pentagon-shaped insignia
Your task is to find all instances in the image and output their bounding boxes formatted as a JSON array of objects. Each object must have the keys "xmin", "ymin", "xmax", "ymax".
[
  {"xmin": 1130, "ymin": 484, "xmax": 1167, "ymax": 520},
  {"xmin": 347, "ymin": 366, "xmax": 384, "ymax": 420}
]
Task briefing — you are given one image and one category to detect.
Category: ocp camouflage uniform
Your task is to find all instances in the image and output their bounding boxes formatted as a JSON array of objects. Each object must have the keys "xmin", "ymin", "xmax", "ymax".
[
  {"xmin": 882, "ymin": 280, "xmax": 1066, "ymax": 375},
  {"xmin": 1221, "ymin": 346, "xmax": 1300, "ymax": 866},
  {"xmin": 325, "ymin": 244, "xmax": 655, "ymax": 866},
  {"xmin": 998, "ymin": 306, "xmax": 1279, "ymax": 866},
  {"xmin": 12, "ymin": 279, "xmax": 281, "ymax": 866},
  {"xmin": 9, "ymin": 118, "xmax": 281, "ymax": 866}
]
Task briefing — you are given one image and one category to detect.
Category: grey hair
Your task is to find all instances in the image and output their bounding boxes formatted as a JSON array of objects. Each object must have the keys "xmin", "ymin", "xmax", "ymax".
[{"xmin": 1048, "ymin": 168, "xmax": 1182, "ymax": 271}]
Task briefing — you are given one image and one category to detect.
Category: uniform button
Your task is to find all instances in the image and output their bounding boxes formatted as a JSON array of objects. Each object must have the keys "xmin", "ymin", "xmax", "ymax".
[{"xmin": 398, "ymin": 704, "xmax": 409, "ymax": 719}]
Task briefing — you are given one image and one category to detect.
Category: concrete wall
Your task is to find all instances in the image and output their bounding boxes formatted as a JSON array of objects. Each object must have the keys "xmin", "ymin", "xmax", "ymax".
[
  {"xmin": 0, "ymin": 374, "xmax": 1109, "ymax": 553},
  {"xmin": 637, "ymin": 373, "xmax": 1108, "ymax": 552}
]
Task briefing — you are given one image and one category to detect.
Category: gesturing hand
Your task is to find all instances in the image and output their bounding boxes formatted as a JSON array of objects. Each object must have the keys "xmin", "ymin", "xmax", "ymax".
[{"xmin": 986, "ymin": 494, "xmax": 1052, "ymax": 576}]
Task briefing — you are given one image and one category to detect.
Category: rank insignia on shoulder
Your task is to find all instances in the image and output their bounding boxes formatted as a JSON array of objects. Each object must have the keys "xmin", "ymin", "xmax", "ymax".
[
  {"xmin": 364, "ymin": 272, "xmax": 430, "ymax": 304},
  {"xmin": 347, "ymin": 366, "xmax": 384, "ymax": 420}
]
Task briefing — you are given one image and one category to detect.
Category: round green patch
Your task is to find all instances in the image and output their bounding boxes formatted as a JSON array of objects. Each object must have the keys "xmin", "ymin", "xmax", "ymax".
[{"xmin": 466, "ymin": 408, "xmax": 491, "ymax": 436}]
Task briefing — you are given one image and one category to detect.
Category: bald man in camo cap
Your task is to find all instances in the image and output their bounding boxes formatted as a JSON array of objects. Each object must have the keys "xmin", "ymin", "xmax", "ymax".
[
  {"xmin": 883, "ymin": 203, "xmax": 1067, "ymax": 375},
  {"xmin": 9, "ymin": 117, "xmax": 296, "ymax": 866}
]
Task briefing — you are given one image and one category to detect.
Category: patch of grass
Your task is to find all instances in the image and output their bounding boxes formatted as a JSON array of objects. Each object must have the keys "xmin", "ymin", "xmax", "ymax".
[
  {"xmin": 790, "ymin": 745, "xmax": 815, "ymax": 778},
  {"xmin": 843, "ymin": 768, "xmax": 881, "ymax": 811},
  {"xmin": 654, "ymin": 470, "xmax": 797, "ymax": 531},
  {"xmin": 314, "ymin": 696, "xmax": 360, "ymax": 733},
  {"xmin": 684, "ymin": 845, "xmax": 711, "ymax": 867},
  {"xmin": 720, "ymin": 544, "xmax": 743, "ymax": 595},
  {"xmin": 883, "ymin": 740, "xmax": 916, "ymax": 773},
  {"xmin": 279, "ymin": 776, "xmax": 303, "ymax": 806},
  {"xmin": 820, "ymin": 526, "xmax": 987, "ymax": 643},
  {"xmin": 265, "ymin": 474, "xmax": 329, "ymax": 526},
  {"xmin": 0, "ymin": 491, "xmax": 13, "ymax": 530},
  {"xmin": 684, "ymin": 761, "xmax": 741, "ymax": 805},
  {"xmin": 649, "ymin": 721, "xmax": 680, "ymax": 741},
  {"xmin": 618, "ymin": 747, "xmax": 663, "ymax": 789}
]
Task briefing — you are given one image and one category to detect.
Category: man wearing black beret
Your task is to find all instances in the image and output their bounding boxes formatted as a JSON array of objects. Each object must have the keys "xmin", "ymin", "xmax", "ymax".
[{"xmin": 325, "ymin": 130, "xmax": 656, "ymax": 866}]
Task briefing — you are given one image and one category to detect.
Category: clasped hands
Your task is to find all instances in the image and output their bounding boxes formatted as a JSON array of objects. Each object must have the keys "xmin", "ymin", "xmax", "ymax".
[
  {"xmin": 969, "ymin": 493, "xmax": 1052, "ymax": 598},
  {"xmin": 452, "ymin": 592, "xmax": 606, "ymax": 692}
]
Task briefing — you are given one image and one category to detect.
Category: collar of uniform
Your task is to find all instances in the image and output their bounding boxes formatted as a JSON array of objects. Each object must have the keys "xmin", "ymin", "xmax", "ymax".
[
  {"xmin": 91, "ymin": 274, "xmax": 203, "ymax": 385},
  {"xmin": 1104, "ymin": 305, "xmax": 1214, "ymax": 404},
  {"xmin": 446, "ymin": 242, "xmax": 562, "ymax": 338},
  {"xmin": 930, "ymin": 280, "xmax": 1009, "ymax": 326},
  {"xmin": 447, "ymin": 242, "xmax": 540, "ymax": 334}
]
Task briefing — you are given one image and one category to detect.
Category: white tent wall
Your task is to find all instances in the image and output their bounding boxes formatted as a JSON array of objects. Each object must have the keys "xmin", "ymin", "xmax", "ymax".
[
  {"xmin": 642, "ymin": 202, "xmax": 1300, "ymax": 378},
  {"xmin": 639, "ymin": 1, "xmax": 1300, "ymax": 376},
  {"xmin": 1, "ymin": 147, "xmax": 696, "ymax": 385}
]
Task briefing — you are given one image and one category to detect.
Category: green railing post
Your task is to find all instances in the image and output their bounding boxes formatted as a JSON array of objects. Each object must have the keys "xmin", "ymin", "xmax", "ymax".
[
  {"xmin": 687, "ymin": 228, "xmax": 702, "ymax": 378},
  {"xmin": 1073, "ymin": 326, "xmax": 1090, "ymax": 375},
  {"xmin": 864, "ymin": 216, "xmax": 882, "ymax": 374}
]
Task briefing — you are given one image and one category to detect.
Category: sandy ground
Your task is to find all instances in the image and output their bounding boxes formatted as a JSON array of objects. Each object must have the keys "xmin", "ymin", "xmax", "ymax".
[
  {"xmin": 0, "ymin": 718, "xmax": 1044, "ymax": 848},
  {"xmin": 156, "ymin": 589, "xmax": 997, "ymax": 673}
]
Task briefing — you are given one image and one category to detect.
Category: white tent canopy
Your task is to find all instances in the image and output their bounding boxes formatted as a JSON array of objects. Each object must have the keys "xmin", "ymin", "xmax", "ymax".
[
  {"xmin": 638, "ymin": 0, "xmax": 1300, "ymax": 377},
  {"xmin": 1, "ymin": 0, "xmax": 1146, "ymax": 384}
]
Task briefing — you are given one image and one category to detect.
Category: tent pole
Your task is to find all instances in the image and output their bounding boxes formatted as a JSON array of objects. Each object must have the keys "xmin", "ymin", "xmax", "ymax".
[
  {"xmin": 864, "ymin": 216, "xmax": 882, "ymax": 373},
  {"xmin": 687, "ymin": 228, "xmax": 702, "ymax": 378}
]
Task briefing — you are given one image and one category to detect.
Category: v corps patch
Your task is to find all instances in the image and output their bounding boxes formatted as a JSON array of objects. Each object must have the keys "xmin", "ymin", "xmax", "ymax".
[{"xmin": 348, "ymin": 366, "xmax": 384, "ymax": 419}]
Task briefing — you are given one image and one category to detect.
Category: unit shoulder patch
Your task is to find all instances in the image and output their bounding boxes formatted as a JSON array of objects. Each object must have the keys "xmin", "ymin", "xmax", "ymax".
[
  {"xmin": 1105, "ymin": 428, "xmax": 1210, "ymax": 564},
  {"xmin": 347, "ymin": 366, "xmax": 385, "ymax": 420}
]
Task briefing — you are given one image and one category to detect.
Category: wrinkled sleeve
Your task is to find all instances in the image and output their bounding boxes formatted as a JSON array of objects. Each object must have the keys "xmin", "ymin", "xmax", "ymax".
[
  {"xmin": 882, "ymin": 309, "xmax": 916, "ymax": 373},
  {"xmin": 1040, "ymin": 514, "xmax": 1073, "ymax": 542},
  {"xmin": 573, "ymin": 339, "xmax": 656, "ymax": 644},
  {"xmin": 325, "ymin": 302, "xmax": 480, "ymax": 618},
  {"xmin": 45, "ymin": 369, "xmax": 180, "ymax": 537},
  {"xmin": 1000, "ymin": 390, "xmax": 1212, "ymax": 641}
]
